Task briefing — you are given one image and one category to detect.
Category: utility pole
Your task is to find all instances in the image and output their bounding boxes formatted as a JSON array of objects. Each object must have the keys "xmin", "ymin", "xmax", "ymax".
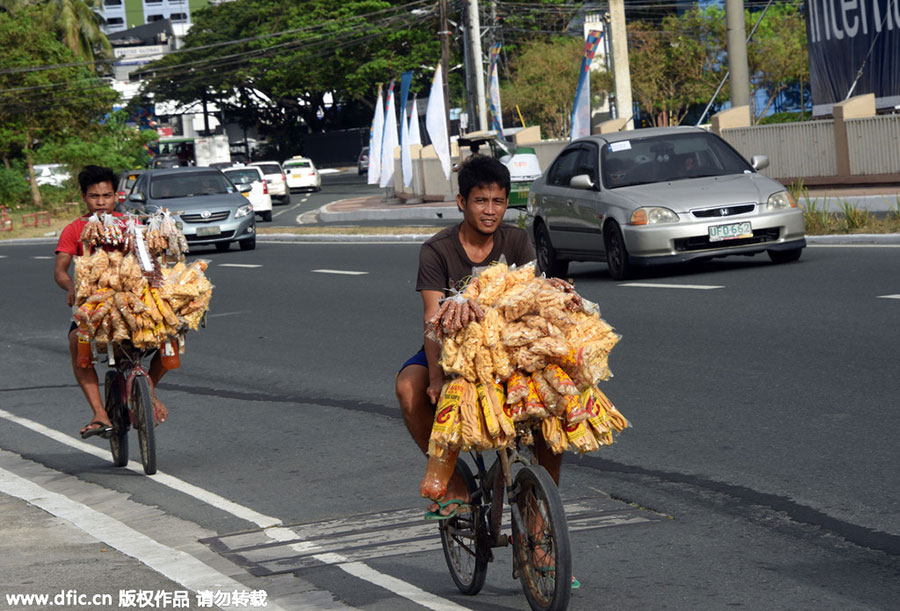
[
  {"xmin": 608, "ymin": 0, "xmax": 633, "ymax": 130},
  {"xmin": 725, "ymin": 0, "xmax": 751, "ymax": 108},
  {"xmin": 439, "ymin": 0, "xmax": 451, "ymax": 137},
  {"xmin": 468, "ymin": 0, "xmax": 487, "ymax": 132}
]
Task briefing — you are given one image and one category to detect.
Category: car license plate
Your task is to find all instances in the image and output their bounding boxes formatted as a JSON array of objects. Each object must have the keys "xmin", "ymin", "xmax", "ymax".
[
  {"xmin": 196, "ymin": 225, "xmax": 221, "ymax": 237},
  {"xmin": 292, "ymin": 173, "xmax": 302, "ymax": 178},
  {"xmin": 709, "ymin": 221, "xmax": 752, "ymax": 242}
]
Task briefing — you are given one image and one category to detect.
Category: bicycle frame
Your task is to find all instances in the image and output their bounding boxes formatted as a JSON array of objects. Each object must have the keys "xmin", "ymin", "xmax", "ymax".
[{"xmin": 471, "ymin": 444, "xmax": 535, "ymax": 551}]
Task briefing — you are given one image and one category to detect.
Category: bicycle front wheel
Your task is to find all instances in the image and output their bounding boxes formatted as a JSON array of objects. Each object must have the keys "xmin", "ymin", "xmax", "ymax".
[
  {"xmin": 439, "ymin": 459, "xmax": 488, "ymax": 595},
  {"xmin": 104, "ymin": 371, "xmax": 128, "ymax": 468},
  {"xmin": 511, "ymin": 465, "xmax": 572, "ymax": 611},
  {"xmin": 131, "ymin": 374, "xmax": 156, "ymax": 475}
]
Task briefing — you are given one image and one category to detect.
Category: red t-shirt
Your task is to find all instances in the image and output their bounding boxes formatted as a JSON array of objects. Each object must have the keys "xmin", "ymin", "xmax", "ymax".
[{"xmin": 55, "ymin": 212, "xmax": 125, "ymax": 257}]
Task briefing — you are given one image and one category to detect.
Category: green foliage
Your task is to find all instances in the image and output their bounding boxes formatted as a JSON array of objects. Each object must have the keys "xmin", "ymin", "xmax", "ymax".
[
  {"xmin": 500, "ymin": 37, "xmax": 586, "ymax": 139},
  {"xmin": 758, "ymin": 111, "xmax": 810, "ymax": 125},
  {"xmin": 746, "ymin": 2, "xmax": 808, "ymax": 121},
  {"xmin": 37, "ymin": 111, "xmax": 154, "ymax": 172},
  {"xmin": 0, "ymin": 165, "xmax": 29, "ymax": 203}
]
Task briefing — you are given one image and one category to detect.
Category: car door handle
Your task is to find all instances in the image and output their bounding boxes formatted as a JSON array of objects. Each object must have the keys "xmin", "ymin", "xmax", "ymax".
[{"xmin": 566, "ymin": 199, "xmax": 573, "ymax": 206}]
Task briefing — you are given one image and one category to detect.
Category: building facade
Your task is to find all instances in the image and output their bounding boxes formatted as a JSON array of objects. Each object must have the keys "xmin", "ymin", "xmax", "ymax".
[{"xmin": 98, "ymin": 0, "xmax": 220, "ymax": 36}]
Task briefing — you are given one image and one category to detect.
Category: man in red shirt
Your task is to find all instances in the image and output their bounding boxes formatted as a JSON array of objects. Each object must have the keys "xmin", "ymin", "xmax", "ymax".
[{"xmin": 54, "ymin": 165, "xmax": 169, "ymax": 438}]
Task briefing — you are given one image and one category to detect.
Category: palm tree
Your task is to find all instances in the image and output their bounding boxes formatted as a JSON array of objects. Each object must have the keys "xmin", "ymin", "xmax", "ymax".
[{"xmin": 0, "ymin": 0, "xmax": 110, "ymax": 70}]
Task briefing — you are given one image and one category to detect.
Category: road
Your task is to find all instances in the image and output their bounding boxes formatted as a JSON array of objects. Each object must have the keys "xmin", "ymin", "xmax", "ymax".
[{"xmin": 1, "ymin": 224, "xmax": 899, "ymax": 609}]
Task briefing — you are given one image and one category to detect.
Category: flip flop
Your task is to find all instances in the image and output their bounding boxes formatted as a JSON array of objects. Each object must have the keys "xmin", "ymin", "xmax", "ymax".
[
  {"xmin": 536, "ymin": 564, "xmax": 580, "ymax": 589},
  {"xmin": 80, "ymin": 421, "xmax": 113, "ymax": 440},
  {"xmin": 424, "ymin": 499, "xmax": 471, "ymax": 521}
]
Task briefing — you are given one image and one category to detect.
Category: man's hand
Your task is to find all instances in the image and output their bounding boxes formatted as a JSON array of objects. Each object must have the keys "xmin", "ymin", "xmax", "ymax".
[
  {"xmin": 426, "ymin": 379, "xmax": 443, "ymax": 405},
  {"xmin": 66, "ymin": 287, "xmax": 76, "ymax": 307}
]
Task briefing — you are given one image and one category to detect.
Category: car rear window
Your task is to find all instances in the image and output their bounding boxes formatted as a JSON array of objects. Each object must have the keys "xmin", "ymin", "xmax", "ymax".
[
  {"xmin": 224, "ymin": 169, "xmax": 260, "ymax": 185},
  {"xmin": 255, "ymin": 164, "xmax": 282, "ymax": 175},
  {"xmin": 150, "ymin": 172, "xmax": 232, "ymax": 199},
  {"xmin": 285, "ymin": 161, "xmax": 311, "ymax": 169}
]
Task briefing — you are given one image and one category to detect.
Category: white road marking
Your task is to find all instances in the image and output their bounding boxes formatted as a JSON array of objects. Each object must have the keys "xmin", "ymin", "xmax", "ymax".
[
  {"xmin": 877, "ymin": 294, "xmax": 900, "ymax": 300},
  {"xmin": 218, "ymin": 263, "xmax": 262, "ymax": 268},
  {"xmin": 207, "ymin": 310, "xmax": 252, "ymax": 318},
  {"xmin": 0, "ymin": 467, "xmax": 287, "ymax": 611},
  {"xmin": 0, "ymin": 255, "xmax": 6, "ymax": 258},
  {"xmin": 0, "ymin": 408, "xmax": 469, "ymax": 610},
  {"xmin": 32, "ymin": 255, "xmax": 53, "ymax": 260},
  {"xmin": 620, "ymin": 282, "xmax": 723, "ymax": 290},
  {"xmin": 312, "ymin": 269, "xmax": 369, "ymax": 275},
  {"xmin": 808, "ymin": 243, "xmax": 900, "ymax": 248}
]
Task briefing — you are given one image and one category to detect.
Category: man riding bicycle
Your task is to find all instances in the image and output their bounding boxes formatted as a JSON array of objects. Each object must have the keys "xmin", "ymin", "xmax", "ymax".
[
  {"xmin": 54, "ymin": 165, "xmax": 172, "ymax": 439},
  {"xmin": 395, "ymin": 156, "xmax": 564, "ymax": 519}
]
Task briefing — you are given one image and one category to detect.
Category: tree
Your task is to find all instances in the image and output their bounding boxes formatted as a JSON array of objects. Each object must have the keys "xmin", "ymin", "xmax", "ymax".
[
  {"xmin": 0, "ymin": 0, "xmax": 110, "ymax": 70},
  {"xmin": 746, "ymin": 2, "xmax": 809, "ymax": 121},
  {"xmin": 140, "ymin": 0, "xmax": 443, "ymax": 158},
  {"xmin": 0, "ymin": 7, "xmax": 116, "ymax": 207},
  {"xmin": 626, "ymin": 6, "xmax": 725, "ymax": 127}
]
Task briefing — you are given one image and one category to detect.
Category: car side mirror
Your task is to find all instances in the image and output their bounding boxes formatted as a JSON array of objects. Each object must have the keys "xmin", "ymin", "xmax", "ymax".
[
  {"xmin": 751, "ymin": 155, "xmax": 769, "ymax": 171},
  {"xmin": 570, "ymin": 174, "xmax": 595, "ymax": 190},
  {"xmin": 128, "ymin": 192, "xmax": 145, "ymax": 203},
  {"xmin": 237, "ymin": 183, "xmax": 252, "ymax": 193}
]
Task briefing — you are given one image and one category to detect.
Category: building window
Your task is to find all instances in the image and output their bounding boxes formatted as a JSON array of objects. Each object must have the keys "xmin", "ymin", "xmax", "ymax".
[
  {"xmin": 145, "ymin": 0, "xmax": 162, "ymax": 5},
  {"xmin": 107, "ymin": 17, "xmax": 124, "ymax": 26},
  {"xmin": 104, "ymin": 0, "xmax": 123, "ymax": 6},
  {"xmin": 146, "ymin": 14, "xmax": 165, "ymax": 22},
  {"xmin": 170, "ymin": 13, "xmax": 187, "ymax": 22}
]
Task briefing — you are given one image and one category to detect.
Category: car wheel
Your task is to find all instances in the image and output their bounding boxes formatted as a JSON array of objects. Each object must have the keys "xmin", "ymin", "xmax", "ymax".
[
  {"xmin": 239, "ymin": 236, "xmax": 256, "ymax": 251},
  {"xmin": 768, "ymin": 247, "xmax": 802, "ymax": 264},
  {"xmin": 215, "ymin": 242, "xmax": 230, "ymax": 253},
  {"xmin": 535, "ymin": 222, "xmax": 569, "ymax": 278},
  {"xmin": 604, "ymin": 221, "xmax": 633, "ymax": 280},
  {"xmin": 261, "ymin": 211, "xmax": 272, "ymax": 222},
  {"xmin": 281, "ymin": 194, "xmax": 291, "ymax": 205}
]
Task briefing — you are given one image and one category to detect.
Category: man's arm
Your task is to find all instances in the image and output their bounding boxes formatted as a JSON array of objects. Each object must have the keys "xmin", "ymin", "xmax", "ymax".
[
  {"xmin": 54, "ymin": 252, "xmax": 75, "ymax": 306},
  {"xmin": 422, "ymin": 289, "xmax": 445, "ymax": 405}
]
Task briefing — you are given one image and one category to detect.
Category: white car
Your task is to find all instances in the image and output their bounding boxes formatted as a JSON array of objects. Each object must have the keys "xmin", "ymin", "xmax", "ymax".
[
  {"xmin": 223, "ymin": 166, "xmax": 273, "ymax": 222},
  {"xmin": 32, "ymin": 163, "xmax": 70, "ymax": 187},
  {"xmin": 283, "ymin": 156, "xmax": 321, "ymax": 192},
  {"xmin": 249, "ymin": 161, "xmax": 289, "ymax": 205}
]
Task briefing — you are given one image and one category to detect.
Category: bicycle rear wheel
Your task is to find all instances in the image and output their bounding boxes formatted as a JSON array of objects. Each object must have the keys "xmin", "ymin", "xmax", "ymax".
[
  {"xmin": 104, "ymin": 371, "xmax": 128, "ymax": 468},
  {"xmin": 511, "ymin": 465, "xmax": 572, "ymax": 611},
  {"xmin": 131, "ymin": 374, "xmax": 156, "ymax": 475},
  {"xmin": 440, "ymin": 459, "xmax": 488, "ymax": 595}
]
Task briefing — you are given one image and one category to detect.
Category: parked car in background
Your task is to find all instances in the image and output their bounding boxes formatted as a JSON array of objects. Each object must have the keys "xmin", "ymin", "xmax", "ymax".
[
  {"xmin": 357, "ymin": 147, "xmax": 369, "ymax": 175},
  {"xmin": 249, "ymin": 161, "xmax": 289, "ymax": 205},
  {"xmin": 31, "ymin": 164, "xmax": 70, "ymax": 187},
  {"xmin": 527, "ymin": 126, "xmax": 806, "ymax": 280},
  {"xmin": 223, "ymin": 165, "xmax": 273, "ymax": 222},
  {"xmin": 151, "ymin": 154, "xmax": 183, "ymax": 169},
  {"xmin": 115, "ymin": 169, "xmax": 144, "ymax": 205},
  {"xmin": 283, "ymin": 156, "xmax": 321, "ymax": 192},
  {"xmin": 123, "ymin": 167, "xmax": 257, "ymax": 252}
]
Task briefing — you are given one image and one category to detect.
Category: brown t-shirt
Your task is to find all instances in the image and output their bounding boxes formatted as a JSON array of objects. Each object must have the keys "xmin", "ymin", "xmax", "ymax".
[{"xmin": 416, "ymin": 223, "xmax": 535, "ymax": 295}]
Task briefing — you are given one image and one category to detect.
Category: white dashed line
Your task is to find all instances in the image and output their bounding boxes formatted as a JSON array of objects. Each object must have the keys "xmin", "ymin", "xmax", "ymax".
[
  {"xmin": 619, "ymin": 282, "xmax": 723, "ymax": 290},
  {"xmin": 218, "ymin": 263, "xmax": 262, "ymax": 268},
  {"xmin": 312, "ymin": 269, "xmax": 369, "ymax": 275},
  {"xmin": 877, "ymin": 294, "xmax": 900, "ymax": 300},
  {"xmin": 32, "ymin": 255, "xmax": 53, "ymax": 260}
]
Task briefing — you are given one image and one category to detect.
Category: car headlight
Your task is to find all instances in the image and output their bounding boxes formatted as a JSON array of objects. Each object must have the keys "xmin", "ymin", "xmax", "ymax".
[
  {"xmin": 767, "ymin": 190, "xmax": 796, "ymax": 210},
  {"xmin": 629, "ymin": 206, "xmax": 679, "ymax": 225},
  {"xmin": 235, "ymin": 204, "xmax": 253, "ymax": 218}
]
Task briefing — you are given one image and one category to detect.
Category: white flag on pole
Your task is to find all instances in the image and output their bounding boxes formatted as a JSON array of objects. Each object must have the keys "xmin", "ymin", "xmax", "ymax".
[
  {"xmin": 400, "ymin": 104, "xmax": 413, "ymax": 188},
  {"xmin": 408, "ymin": 97, "xmax": 421, "ymax": 146},
  {"xmin": 380, "ymin": 81, "xmax": 398, "ymax": 188},
  {"xmin": 367, "ymin": 86, "xmax": 384, "ymax": 185},
  {"xmin": 425, "ymin": 65, "xmax": 451, "ymax": 180}
]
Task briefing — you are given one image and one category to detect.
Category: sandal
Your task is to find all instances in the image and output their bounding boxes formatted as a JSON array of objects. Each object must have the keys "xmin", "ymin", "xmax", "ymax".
[
  {"xmin": 80, "ymin": 420, "xmax": 113, "ymax": 440},
  {"xmin": 424, "ymin": 499, "xmax": 471, "ymax": 521}
]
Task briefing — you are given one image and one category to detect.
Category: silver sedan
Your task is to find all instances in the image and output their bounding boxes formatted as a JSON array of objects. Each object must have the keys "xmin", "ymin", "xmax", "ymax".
[{"xmin": 526, "ymin": 127, "xmax": 806, "ymax": 279}]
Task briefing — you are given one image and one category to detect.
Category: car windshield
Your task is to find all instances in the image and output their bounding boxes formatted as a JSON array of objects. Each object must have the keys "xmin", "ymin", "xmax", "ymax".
[
  {"xmin": 150, "ymin": 172, "xmax": 232, "ymax": 199},
  {"xmin": 255, "ymin": 163, "xmax": 281, "ymax": 175},
  {"xmin": 601, "ymin": 132, "xmax": 753, "ymax": 189},
  {"xmin": 285, "ymin": 161, "xmax": 311, "ymax": 169},
  {"xmin": 224, "ymin": 169, "xmax": 259, "ymax": 185}
]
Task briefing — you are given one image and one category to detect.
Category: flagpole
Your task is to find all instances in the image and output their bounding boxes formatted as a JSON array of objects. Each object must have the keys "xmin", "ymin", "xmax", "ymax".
[{"xmin": 439, "ymin": 0, "xmax": 451, "ymax": 138}]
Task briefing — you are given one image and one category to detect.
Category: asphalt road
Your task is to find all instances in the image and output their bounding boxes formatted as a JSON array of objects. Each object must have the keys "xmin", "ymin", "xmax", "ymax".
[{"xmin": 1, "ymin": 238, "xmax": 899, "ymax": 610}]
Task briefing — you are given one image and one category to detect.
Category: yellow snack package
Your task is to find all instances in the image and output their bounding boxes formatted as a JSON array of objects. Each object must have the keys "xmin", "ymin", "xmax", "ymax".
[
  {"xmin": 428, "ymin": 378, "xmax": 465, "ymax": 455},
  {"xmin": 565, "ymin": 419, "xmax": 600, "ymax": 454},
  {"xmin": 476, "ymin": 381, "xmax": 502, "ymax": 438},
  {"xmin": 581, "ymin": 388, "xmax": 611, "ymax": 438}
]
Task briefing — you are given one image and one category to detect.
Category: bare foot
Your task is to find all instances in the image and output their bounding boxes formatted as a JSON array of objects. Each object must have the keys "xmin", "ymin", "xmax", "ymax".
[
  {"xmin": 152, "ymin": 396, "xmax": 168, "ymax": 425},
  {"xmin": 80, "ymin": 418, "xmax": 112, "ymax": 436}
]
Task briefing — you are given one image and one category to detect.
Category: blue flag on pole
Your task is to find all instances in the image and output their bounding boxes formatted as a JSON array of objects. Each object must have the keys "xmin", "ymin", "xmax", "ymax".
[
  {"xmin": 570, "ymin": 30, "xmax": 603, "ymax": 141},
  {"xmin": 488, "ymin": 44, "xmax": 503, "ymax": 133}
]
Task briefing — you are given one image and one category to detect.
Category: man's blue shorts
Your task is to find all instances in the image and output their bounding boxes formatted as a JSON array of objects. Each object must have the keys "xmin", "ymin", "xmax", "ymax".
[{"xmin": 399, "ymin": 347, "xmax": 427, "ymax": 373}]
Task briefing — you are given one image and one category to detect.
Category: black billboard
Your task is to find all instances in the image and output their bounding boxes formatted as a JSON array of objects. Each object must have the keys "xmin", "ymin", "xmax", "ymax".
[{"xmin": 805, "ymin": 0, "xmax": 900, "ymax": 114}]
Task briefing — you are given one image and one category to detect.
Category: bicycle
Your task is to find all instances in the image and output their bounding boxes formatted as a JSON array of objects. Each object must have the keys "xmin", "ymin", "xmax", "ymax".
[
  {"xmin": 102, "ymin": 342, "xmax": 158, "ymax": 475},
  {"xmin": 439, "ymin": 443, "xmax": 572, "ymax": 611}
]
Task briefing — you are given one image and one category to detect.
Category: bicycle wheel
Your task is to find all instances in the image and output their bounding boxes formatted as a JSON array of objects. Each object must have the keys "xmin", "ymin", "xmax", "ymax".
[
  {"xmin": 104, "ymin": 371, "xmax": 128, "ymax": 468},
  {"xmin": 511, "ymin": 465, "xmax": 572, "ymax": 611},
  {"xmin": 439, "ymin": 459, "xmax": 488, "ymax": 595},
  {"xmin": 131, "ymin": 374, "xmax": 157, "ymax": 475}
]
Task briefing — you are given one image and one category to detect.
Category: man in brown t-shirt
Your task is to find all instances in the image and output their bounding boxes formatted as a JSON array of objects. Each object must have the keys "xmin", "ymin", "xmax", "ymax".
[{"xmin": 396, "ymin": 156, "xmax": 562, "ymax": 519}]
